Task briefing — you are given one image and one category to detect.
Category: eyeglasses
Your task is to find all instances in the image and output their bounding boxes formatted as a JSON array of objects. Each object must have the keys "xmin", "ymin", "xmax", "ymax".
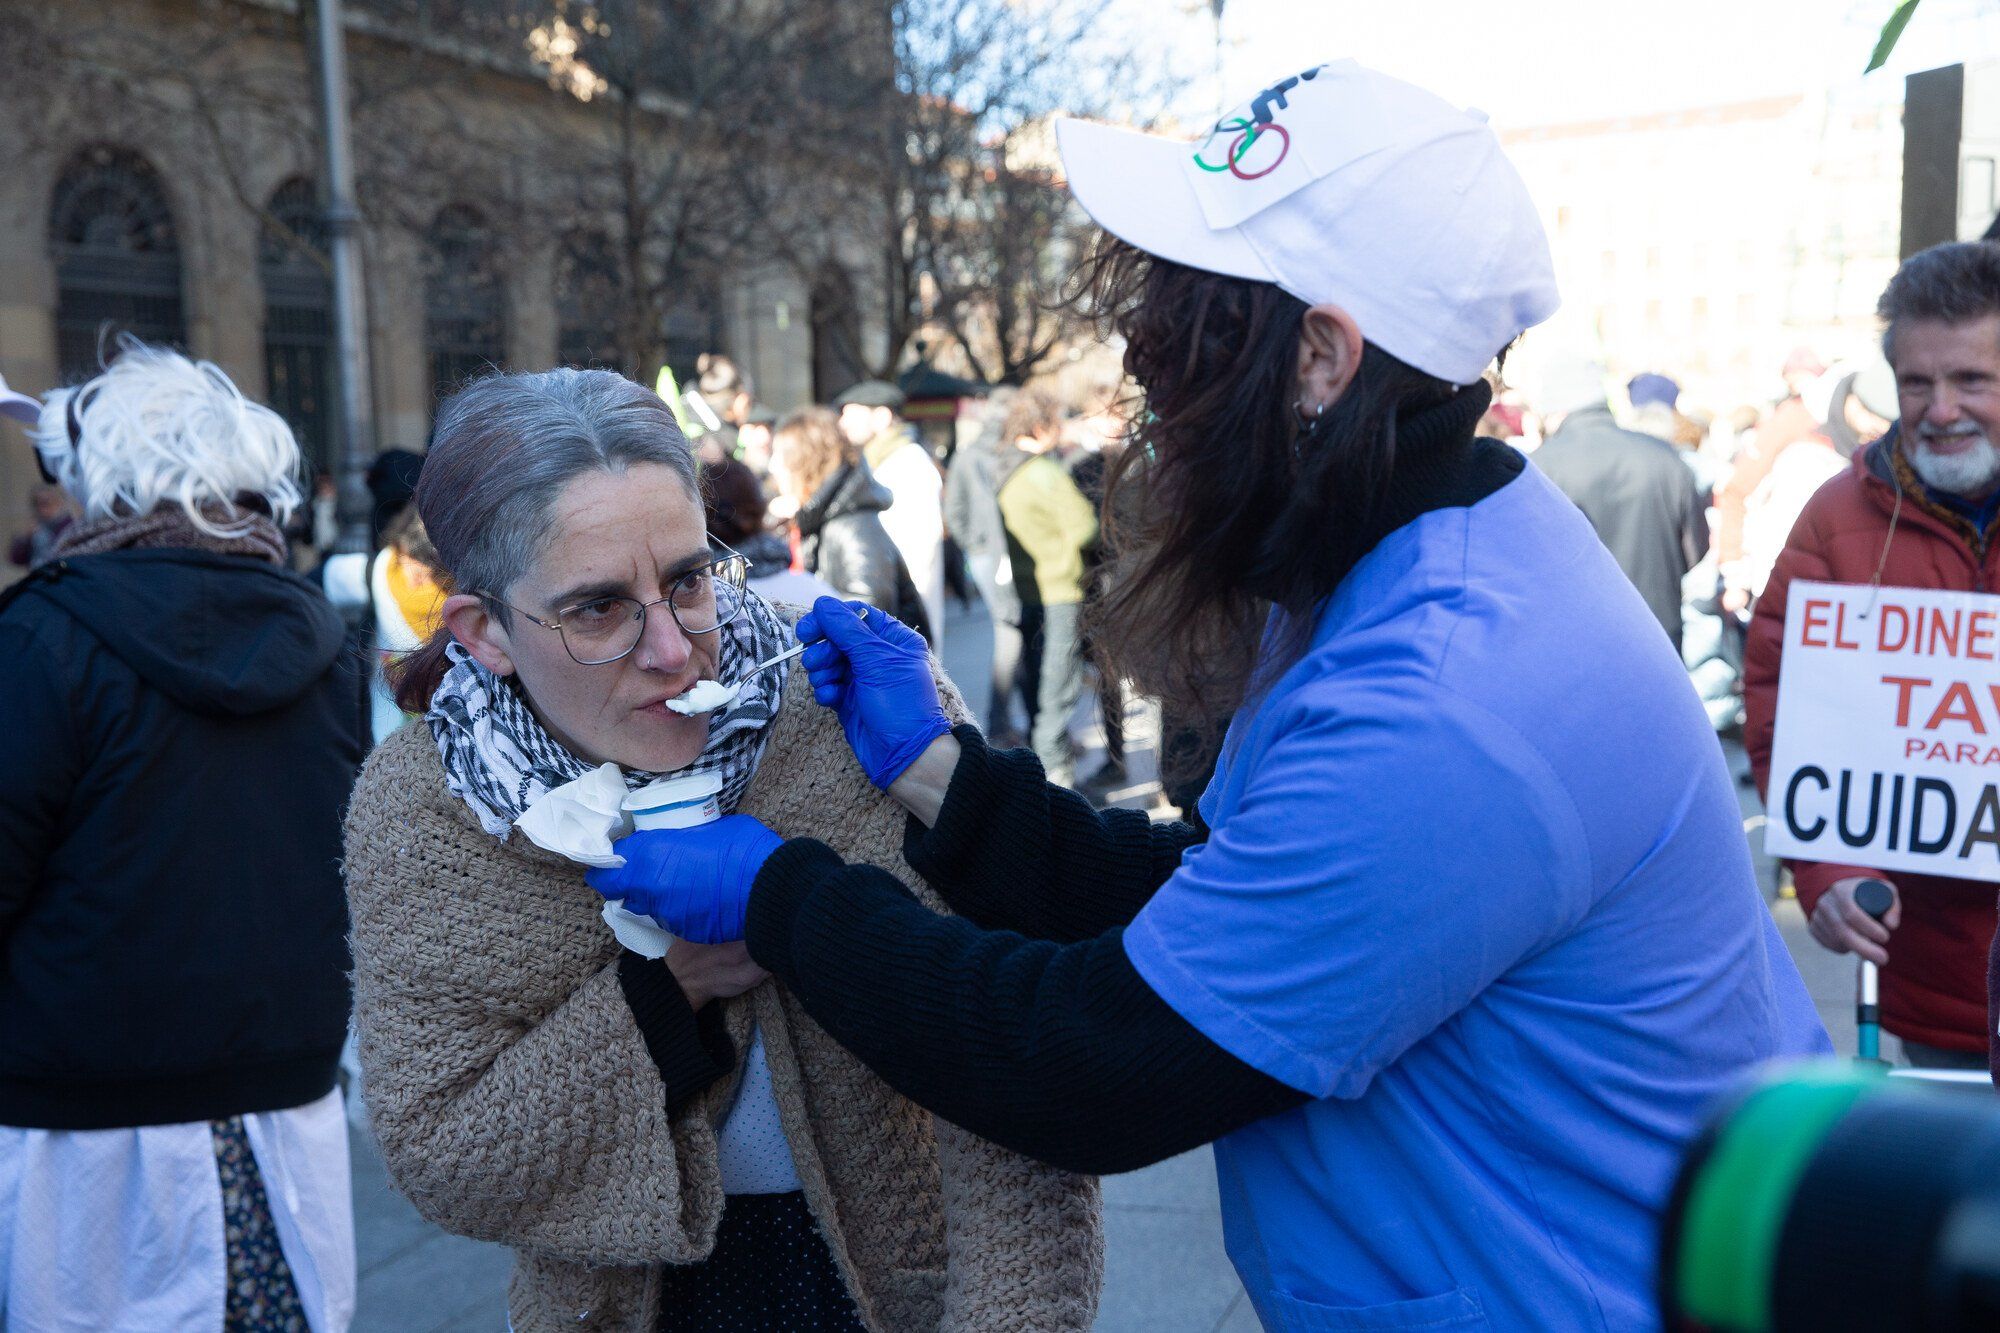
[{"xmin": 484, "ymin": 546, "xmax": 750, "ymax": 666}]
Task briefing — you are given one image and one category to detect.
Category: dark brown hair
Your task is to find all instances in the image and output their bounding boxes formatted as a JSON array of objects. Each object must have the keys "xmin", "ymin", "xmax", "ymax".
[
  {"xmin": 380, "ymin": 504, "xmax": 441, "ymax": 572},
  {"xmin": 701, "ymin": 456, "xmax": 769, "ymax": 546},
  {"xmin": 1073, "ymin": 237, "xmax": 1458, "ymax": 728}
]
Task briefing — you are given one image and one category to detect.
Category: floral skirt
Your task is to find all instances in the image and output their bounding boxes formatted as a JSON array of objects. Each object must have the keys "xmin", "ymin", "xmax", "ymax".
[{"xmin": 210, "ymin": 1116, "xmax": 309, "ymax": 1332}]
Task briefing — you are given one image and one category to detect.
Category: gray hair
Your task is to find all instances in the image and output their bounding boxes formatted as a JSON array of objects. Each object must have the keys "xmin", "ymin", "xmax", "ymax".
[
  {"xmin": 1879, "ymin": 241, "xmax": 2000, "ymax": 364},
  {"xmin": 416, "ymin": 368, "xmax": 699, "ymax": 607}
]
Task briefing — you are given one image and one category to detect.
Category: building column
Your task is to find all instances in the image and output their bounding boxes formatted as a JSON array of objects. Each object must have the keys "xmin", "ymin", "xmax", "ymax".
[
  {"xmin": 732, "ymin": 267, "xmax": 813, "ymax": 412},
  {"xmin": 368, "ymin": 227, "xmax": 432, "ymax": 450},
  {"xmin": 511, "ymin": 236, "xmax": 558, "ymax": 372},
  {"xmin": 198, "ymin": 203, "xmax": 269, "ymax": 399}
]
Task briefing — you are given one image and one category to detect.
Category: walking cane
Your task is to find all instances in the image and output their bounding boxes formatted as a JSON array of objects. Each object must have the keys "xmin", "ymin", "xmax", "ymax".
[{"xmin": 1854, "ymin": 877, "xmax": 1896, "ymax": 1063}]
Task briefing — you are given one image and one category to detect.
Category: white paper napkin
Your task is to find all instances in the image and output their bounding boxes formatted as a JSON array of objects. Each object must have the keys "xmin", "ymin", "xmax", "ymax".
[
  {"xmin": 514, "ymin": 764, "xmax": 677, "ymax": 958},
  {"xmin": 514, "ymin": 763, "xmax": 630, "ymax": 867}
]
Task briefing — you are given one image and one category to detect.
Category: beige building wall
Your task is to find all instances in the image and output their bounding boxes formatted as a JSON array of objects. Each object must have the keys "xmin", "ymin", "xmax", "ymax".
[
  {"xmin": 0, "ymin": 0, "xmax": 854, "ymax": 565},
  {"xmin": 1503, "ymin": 88, "xmax": 1905, "ymax": 412}
]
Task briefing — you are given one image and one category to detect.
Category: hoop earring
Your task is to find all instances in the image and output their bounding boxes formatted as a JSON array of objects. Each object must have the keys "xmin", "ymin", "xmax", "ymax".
[{"xmin": 1292, "ymin": 400, "xmax": 1325, "ymax": 430}]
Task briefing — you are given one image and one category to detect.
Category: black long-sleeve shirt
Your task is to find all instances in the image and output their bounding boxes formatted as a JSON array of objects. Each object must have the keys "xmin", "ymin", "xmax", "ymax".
[
  {"xmin": 900, "ymin": 727, "xmax": 1196, "ymax": 941},
  {"xmin": 745, "ymin": 727, "xmax": 1307, "ymax": 1176}
]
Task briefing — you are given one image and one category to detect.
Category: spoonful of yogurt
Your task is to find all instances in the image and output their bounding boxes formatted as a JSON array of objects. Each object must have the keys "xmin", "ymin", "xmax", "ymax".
[
  {"xmin": 664, "ymin": 678, "xmax": 737, "ymax": 715},
  {"xmin": 664, "ymin": 606, "xmax": 869, "ymax": 715}
]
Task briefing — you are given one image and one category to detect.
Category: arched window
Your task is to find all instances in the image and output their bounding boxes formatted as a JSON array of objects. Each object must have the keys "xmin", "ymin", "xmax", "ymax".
[
  {"xmin": 48, "ymin": 145, "xmax": 186, "ymax": 381},
  {"xmin": 556, "ymin": 231, "xmax": 621, "ymax": 371},
  {"xmin": 809, "ymin": 264, "xmax": 865, "ymax": 404},
  {"xmin": 260, "ymin": 178, "xmax": 334, "ymax": 475},
  {"xmin": 661, "ymin": 270, "xmax": 722, "ymax": 390},
  {"xmin": 424, "ymin": 205, "xmax": 506, "ymax": 399}
]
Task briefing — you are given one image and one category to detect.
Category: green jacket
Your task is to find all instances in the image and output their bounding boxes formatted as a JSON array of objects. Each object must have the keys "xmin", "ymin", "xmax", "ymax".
[{"xmin": 996, "ymin": 453, "xmax": 1098, "ymax": 606}]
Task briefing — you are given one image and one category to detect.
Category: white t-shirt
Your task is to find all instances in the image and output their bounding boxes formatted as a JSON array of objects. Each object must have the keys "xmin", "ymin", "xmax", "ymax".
[
  {"xmin": 321, "ymin": 550, "xmax": 427, "ymax": 745},
  {"xmin": 750, "ymin": 569, "xmax": 841, "ymax": 611},
  {"xmin": 715, "ymin": 1029, "xmax": 803, "ymax": 1195},
  {"xmin": 870, "ymin": 441, "xmax": 946, "ymax": 636}
]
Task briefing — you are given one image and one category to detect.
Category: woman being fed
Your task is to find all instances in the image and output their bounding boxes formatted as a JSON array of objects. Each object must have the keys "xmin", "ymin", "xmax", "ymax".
[{"xmin": 342, "ymin": 369, "xmax": 1099, "ymax": 1332}]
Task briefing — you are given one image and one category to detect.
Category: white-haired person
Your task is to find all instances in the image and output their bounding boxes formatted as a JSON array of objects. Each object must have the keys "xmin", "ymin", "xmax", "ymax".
[{"xmin": 0, "ymin": 340, "xmax": 362, "ymax": 1329}]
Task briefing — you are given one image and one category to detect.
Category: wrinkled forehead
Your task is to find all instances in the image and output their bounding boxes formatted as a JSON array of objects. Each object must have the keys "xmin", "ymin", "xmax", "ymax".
[
  {"xmin": 1894, "ymin": 314, "xmax": 2000, "ymax": 376},
  {"xmin": 523, "ymin": 463, "xmax": 707, "ymax": 595}
]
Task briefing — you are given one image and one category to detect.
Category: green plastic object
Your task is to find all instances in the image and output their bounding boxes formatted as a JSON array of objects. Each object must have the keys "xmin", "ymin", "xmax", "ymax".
[
  {"xmin": 654, "ymin": 365, "xmax": 690, "ymax": 435},
  {"xmin": 1672, "ymin": 1064, "xmax": 1883, "ymax": 1331}
]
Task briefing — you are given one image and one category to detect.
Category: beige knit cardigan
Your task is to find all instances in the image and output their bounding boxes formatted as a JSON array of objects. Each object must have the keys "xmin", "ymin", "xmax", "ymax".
[{"xmin": 342, "ymin": 662, "xmax": 1103, "ymax": 1332}]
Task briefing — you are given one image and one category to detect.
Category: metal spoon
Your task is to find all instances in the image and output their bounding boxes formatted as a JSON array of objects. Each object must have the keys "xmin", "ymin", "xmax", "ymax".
[{"xmin": 664, "ymin": 606, "xmax": 866, "ymax": 714}]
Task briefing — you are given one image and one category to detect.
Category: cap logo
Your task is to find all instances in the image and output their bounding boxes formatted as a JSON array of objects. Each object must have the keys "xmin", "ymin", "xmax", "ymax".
[
  {"xmin": 1193, "ymin": 117, "xmax": 1289, "ymax": 179},
  {"xmin": 1191, "ymin": 66, "xmax": 1321, "ymax": 181}
]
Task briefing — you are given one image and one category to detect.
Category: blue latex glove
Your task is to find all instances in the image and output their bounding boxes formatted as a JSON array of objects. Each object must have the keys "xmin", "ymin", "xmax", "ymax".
[
  {"xmin": 584, "ymin": 816, "xmax": 782, "ymax": 944},
  {"xmin": 795, "ymin": 597, "xmax": 953, "ymax": 789}
]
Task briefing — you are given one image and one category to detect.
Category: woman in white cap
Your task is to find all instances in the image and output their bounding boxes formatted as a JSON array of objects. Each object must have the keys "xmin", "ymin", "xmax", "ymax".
[{"xmin": 589, "ymin": 62, "xmax": 1831, "ymax": 1329}]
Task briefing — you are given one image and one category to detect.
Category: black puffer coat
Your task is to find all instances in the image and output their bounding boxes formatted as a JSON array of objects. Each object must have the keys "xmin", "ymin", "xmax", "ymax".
[
  {"xmin": 0, "ymin": 548, "xmax": 363, "ymax": 1129},
  {"xmin": 797, "ymin": 460, "xmax": 935, "ymax": 641}
]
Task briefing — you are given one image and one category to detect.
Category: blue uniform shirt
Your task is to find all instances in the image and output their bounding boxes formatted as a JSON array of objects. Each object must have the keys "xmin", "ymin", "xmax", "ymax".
[{"xmin": 1124, "ymin": 465, "xmax": 1830, "ymax": 1332}]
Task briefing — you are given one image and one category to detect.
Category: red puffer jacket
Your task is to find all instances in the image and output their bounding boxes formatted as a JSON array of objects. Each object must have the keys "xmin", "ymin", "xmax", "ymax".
[{"xmin": 1745, "ymin": 434, "xmax": 2000, "ymax": 1053}]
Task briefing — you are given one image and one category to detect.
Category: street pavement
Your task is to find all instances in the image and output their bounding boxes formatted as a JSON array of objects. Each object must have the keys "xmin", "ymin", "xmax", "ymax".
[{"xmin": 346, "ymin": 598, "xmax": 1865, "ymax": 1331}]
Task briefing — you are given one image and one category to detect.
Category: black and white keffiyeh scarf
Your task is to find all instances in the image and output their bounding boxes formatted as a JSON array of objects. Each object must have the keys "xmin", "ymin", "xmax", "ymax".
[{"xmin": 428, "ymin": 588, "xmax": 792, "ymax": 837}]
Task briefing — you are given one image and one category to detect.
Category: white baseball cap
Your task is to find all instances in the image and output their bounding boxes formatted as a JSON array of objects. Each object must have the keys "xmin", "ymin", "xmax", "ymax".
[
  {"xmin": 0, "ymin": 371, "xmax": 39, "ymax": 426},
  {"xmin": 1055, "ymin": 60, "xmax": 1559, "ymax": 385}
]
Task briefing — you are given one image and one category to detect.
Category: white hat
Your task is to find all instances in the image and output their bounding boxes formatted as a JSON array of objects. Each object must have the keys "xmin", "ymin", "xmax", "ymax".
[
  {"xmin": 1055, "ymin": 61, "xmax": 1559, "ymax": 385},
  {"xmin": 0, "ymin": 371, "xmax": 39, "ymax": 426}
]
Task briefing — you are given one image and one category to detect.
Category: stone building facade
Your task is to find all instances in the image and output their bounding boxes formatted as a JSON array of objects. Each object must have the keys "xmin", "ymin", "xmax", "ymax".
[{"xmin": 0, "ymin": 0, "xmax": 879, "ymax": 549}]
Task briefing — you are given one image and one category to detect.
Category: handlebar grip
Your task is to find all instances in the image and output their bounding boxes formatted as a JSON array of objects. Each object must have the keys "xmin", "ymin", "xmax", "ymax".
[{"xmin": 1854, "ymin": 878, "xmax": 1895, "ymax": 922}]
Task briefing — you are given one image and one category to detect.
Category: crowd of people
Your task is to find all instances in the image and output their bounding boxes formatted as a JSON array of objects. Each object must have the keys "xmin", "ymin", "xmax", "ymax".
[
  {"xmin": 675, "ymin": 361, "xmax": 1122, "ymax": 788},
  {"xmin": 2, "ymin": 53, "xmax": 1998, "ymax": 1333}
]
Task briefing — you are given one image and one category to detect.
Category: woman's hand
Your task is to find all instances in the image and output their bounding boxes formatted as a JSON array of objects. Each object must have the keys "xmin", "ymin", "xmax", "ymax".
[
  {"xmin": 586, "ymin": 816, "xmax": 783, "ymax": 944},
  {"xmin": 796, "ymin": 597, "xmax": 953, "ymax": 790},
  {"xmin": 665, "ymin": 938, "xmax": 768, "ymax": 1010}
]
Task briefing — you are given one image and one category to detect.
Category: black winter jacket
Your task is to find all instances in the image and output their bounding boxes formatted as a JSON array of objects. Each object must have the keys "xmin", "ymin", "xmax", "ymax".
[
  {"xmin": 797, "ymin": 461, "xmax": 935, "ymax": 641},
  {"xmin": 0, "ymin": 548, "xmax": 363, "ymax": 1129}
]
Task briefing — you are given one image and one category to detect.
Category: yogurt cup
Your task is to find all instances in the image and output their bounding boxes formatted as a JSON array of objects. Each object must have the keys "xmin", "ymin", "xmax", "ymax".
[
  {"xmin": 602, "ymin": 771, "xmax": 725, "ymax": 956},
  {"xmin": 623, "ymin": 771, "xmax": 724, "ymax": 830}
]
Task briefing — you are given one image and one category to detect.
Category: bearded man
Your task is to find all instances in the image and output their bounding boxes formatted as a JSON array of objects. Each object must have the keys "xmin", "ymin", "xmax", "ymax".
[{"xmin": 1746, "ymin": 240, "xmax": 2000, "ymax": 1072}]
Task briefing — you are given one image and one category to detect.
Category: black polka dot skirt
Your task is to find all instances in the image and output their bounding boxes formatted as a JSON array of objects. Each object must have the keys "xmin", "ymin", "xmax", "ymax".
[{"xmin": 657, "ymin": 1191, "xmax": 869, "ymax": 1331}]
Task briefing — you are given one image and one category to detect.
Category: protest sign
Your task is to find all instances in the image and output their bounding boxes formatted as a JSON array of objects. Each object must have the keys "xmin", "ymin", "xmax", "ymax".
[{"xmin": 1764, "ymin": 580, "xmax": 2000, "ymax": 883}]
